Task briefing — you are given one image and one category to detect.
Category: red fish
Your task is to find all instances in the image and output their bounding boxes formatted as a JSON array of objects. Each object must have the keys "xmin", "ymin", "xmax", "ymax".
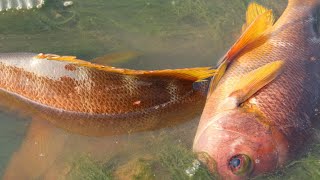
[{"xmin": 193, "ymin": 0, "xmax": 320, "ymax": 179}]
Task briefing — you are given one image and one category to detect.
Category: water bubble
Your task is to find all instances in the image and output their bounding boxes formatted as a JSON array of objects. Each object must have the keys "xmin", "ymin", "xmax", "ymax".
[
  {"xmin": 185, "ymin": 160, "xmax": 201, "ymax": 177},
  {"xmin": 63, "ymin": 1, "xmax": 73, "ymax": 7}
]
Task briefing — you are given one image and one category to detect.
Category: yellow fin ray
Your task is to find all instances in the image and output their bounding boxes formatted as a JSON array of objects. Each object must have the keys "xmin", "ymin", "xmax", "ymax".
[
  {"xmin": 216, "ymin": 61, "xmax": 284, "ymax": 111},
  {"xmin": 243, "ymin": 2, "xmax": 273, "ymax": 32},
  {"xmin": 224, "ymin": 9, "xmax": 274, "ymax": 62},
  {"xmin": 229, "ymin": 60, "xmax": 284, "ymax": 104},
  {"xmin": 36, "ymin": 53, "xmax": 216, "ymax": 82}
]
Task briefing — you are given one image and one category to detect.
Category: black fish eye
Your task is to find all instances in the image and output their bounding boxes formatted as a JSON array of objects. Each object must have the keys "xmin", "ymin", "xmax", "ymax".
[
  {"xmin": 228, "ymin": 154, "xmax": 253, "ymax": 175},
  {"xmin": 230, "ymin": 157, "xmax": 241, "ymax": 168}
]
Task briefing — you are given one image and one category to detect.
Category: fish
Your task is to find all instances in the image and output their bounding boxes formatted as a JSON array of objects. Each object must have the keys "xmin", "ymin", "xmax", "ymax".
[
  {"xmin": 0, "ymin": 52, "xmax": 214, "ymax": 136},
  {"xmin": 193, "ymin": 0, "xmax": 320, "ymax": 179}
]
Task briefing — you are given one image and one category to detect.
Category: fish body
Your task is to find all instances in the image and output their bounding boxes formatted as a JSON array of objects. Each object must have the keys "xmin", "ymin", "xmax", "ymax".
[
  {"xmin": 0, "ymin": 52, "xmax": 213, "ymax": 136},
  {"xmin": 193, "ymin": 0, "xmax": 320, "ymax": 179}
]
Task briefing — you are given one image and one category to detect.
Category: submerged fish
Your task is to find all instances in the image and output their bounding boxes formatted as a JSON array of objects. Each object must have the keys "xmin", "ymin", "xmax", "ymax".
[
  {"xmin": 193, "ymin": 0, "xmax": 320, "ymax": 179},
  {"xmin": 0, "ymin": 52, "xmax": 214, "ymax": 136}
]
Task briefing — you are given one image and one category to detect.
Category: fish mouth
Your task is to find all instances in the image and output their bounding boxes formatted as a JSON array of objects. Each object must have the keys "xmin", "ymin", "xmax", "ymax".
[{"xmin": 194, "ymin": 151, "xmax": 217, "ymax": 173}]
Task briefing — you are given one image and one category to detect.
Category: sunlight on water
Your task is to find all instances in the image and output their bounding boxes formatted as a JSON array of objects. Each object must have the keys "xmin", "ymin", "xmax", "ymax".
[{"xmin": 3, "ymin": 0, "xmax": 320, "ymax": 179}]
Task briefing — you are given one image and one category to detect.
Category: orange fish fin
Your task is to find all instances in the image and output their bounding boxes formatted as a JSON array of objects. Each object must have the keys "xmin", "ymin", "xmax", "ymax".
[
  {"xmin": 138, "ymin": 67, "xmax": 216, "ymax": 82},
  {"xmin": 207, "ymin": 60, "xmax": 227, "ymax": 97},
  {"xmin": 242, "ymin": 2, "xmax": 273, "ymax": 32},
  {"xmin": 229, "ymin": 61, "xmax": 284, "ymax": 105},
  {"xmin": 210, "ymin": 3, "xmax": 275, "ymax": 96},
  {"xmin": 219, "ymin": 3, "xmax": 274, "ymax": 65},
  {"xmin": 91, "ymin": 51, "xmax": 141, "ymax": 66},
  {"xmin": 36, "ymin": 53, "xmax": 216, "ymax": 82},
  {"xmin": 3, "ymin": 119, "xmax": 69, "ymax": 179}
]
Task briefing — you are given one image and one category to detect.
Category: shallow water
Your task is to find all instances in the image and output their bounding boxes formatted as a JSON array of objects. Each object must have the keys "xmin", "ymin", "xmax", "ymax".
[{"xmin": 3, "ymin": 0, "xmax": 320, "ymax": 179}]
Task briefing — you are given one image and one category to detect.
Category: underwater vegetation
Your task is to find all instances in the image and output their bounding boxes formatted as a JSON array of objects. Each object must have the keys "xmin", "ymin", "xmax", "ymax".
[
  {"xmin": 66, "ymin": 135, "xmax": 320, "ymax": 180},
  {"xmin": 66, "ymin": 136, "xmax": 217, "ymax": 180}
]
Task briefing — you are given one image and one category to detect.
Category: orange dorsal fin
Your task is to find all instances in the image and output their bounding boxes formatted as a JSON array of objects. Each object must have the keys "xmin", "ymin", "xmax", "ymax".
[
  {"xmin": 224, "ymin": 3, "xmax": 274, "ymax": 62},
  {"xmin": 36, "ymin": 53, "xmax": 216, "ymax": 82},
  {"xmin": 243, "ymin": 2, "xmax": 273, "ymax": 32},
  {"xmin": 208, "ymin": 3, "xmax": 274, "ymax": 97}
]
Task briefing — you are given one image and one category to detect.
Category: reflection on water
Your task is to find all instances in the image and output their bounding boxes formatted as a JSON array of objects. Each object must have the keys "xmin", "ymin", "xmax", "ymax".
[{"xmin": 4, "ymin": 0, "xmax": 320, "ymax": 179}]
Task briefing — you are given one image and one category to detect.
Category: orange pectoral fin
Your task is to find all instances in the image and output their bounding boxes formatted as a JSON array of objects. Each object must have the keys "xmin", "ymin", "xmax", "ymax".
[
  {"xmin": 215, "ymin": 61, "xmax": 284, "ymax": 112},
  {"xmin": 3, "ymin": 119, "xmax": 69, "ymax": 180},
  {"xmin": 229, "ymin": 61, "xmax": 284, "ymax": 104}
]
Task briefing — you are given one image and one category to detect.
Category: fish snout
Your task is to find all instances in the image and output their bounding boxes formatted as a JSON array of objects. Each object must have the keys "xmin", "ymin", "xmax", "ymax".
[{"xmin": 193, "ymin": 111, "xmax": 289, "ymax": 179}]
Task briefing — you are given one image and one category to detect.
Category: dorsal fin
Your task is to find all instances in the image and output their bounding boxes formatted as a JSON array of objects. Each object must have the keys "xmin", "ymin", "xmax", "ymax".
[
  {"xmin": 224, "ymin": 5, "xmax": 274, "ymax": 62},
  {"xmin": 36, "ymin": 53, "xmax": 216, "ymax": 82},
  {"xmin": 243, "ymin": 2, "xmax": 273, "ymax": 32},
  {"xmin": 208, "ymin": 3, "xmax": 274, "ymax": 97}
]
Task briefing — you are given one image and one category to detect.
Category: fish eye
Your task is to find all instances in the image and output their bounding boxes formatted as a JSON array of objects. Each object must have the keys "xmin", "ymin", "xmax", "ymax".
[{"xmin": 228, "ymin": 154, "xmax": 253, "ymax": 175}]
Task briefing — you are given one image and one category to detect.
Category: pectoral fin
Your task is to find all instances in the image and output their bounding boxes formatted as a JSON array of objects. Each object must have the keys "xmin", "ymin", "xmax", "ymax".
[
  {"xmin": 217, "ymin": 61, "xmax": 284, "ymax": 111},
  {"xmin": 230, "ymin": 60, "xmax": 284, "ymax": 104},
  {"xmin": 91, "ymin": 51, "xmax": 141, "ymax": 66}
]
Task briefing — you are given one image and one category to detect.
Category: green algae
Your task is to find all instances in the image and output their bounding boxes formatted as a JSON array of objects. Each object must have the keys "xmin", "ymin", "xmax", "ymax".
[
  {"xmin": 67, "ymin": 155, "xmax": 113, "ymax": 180},
  {"xmin": 67, "ymin": 136, "xmax": 216, "ymax": 180}
]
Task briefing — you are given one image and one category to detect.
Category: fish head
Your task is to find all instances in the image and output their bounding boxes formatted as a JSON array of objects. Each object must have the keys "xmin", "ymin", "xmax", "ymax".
[{"xmin": 193, "ymin": 109, "xmax": 289, "ymax": 179}]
